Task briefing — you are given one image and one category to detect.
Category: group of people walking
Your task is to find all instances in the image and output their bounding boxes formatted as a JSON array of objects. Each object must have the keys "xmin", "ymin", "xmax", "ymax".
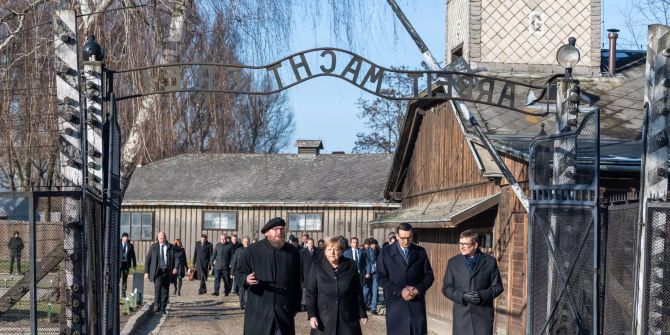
[{"xmin": 119, "ymin": 216, "xmax": 504, "ymax": 335}]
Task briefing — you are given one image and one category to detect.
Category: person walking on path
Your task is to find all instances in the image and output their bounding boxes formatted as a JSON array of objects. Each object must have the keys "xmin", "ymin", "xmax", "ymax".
[
  {"xmin": 119, "ymin": 232, "xmax": 137, "ymax": 298},
  {"xmin": 300, "ymin": 238, "xmax": 320, "ymax": 311},
  {"xmin": 231, "ymin": 234, "xmax": 242, "ymax": 294},
  {"xmin": 343, "ymin": 237, "xmax": 369, "ymax": 293},
  {"xmin": 212, "ymin": 234, "xmax": 234, "ymax": 296},
  {"xmin": 364, "ymin": 238, "xmax": 380, "ymax": 315},
  {"xmin": 7, "ymin": 231, "xmax": 23, "ymax": 275},
  {"xmin": 442, "ymin": 230, "xmax": 504, "ymax": 335},
  {"xmin": 144, "ymin": 231, "xmax": 177, "ymax": 314},
  {"xmin": 377, "ymin": 223, "xmax": 434, "ymax": 335},
  {"xmin": 305, "ymin": 235, "xmax": 368, "ymax": 335},
  {"xmin": 231, "ymin": 236, "xmax": 250, "ymax": 309},
  {"xmin": 235, "ymin": 217, "xmax": 301, "ymax": 335},
  {"xmin": 192, "ymin": 233, "xmax": 213, "ymax": 294},
  {"xmin": 172, "ymin": 238, "xmax": 187, "ymax": 296}
]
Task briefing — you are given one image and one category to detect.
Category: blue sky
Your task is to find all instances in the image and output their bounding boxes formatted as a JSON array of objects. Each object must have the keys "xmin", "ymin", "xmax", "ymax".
[{"xmin": 284, "ymin": 0, "xmax": 640, "ymax": 153}]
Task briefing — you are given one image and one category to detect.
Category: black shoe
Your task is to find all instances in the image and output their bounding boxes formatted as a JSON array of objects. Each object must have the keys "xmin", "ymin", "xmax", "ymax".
[
  {"xmin": 240, "ymin": 306, "xmax": 245, "ymax": 310},
  {"xmin": 212, "ymin": 293, "xmax": 219, "ymax": 296},
  {"xmin": 177, "ymin": 291, "xmax": 181, "ymax": 296},
  {"xmin": 224, "ymin": 292, "xmax": 229, "ymax": 296}
]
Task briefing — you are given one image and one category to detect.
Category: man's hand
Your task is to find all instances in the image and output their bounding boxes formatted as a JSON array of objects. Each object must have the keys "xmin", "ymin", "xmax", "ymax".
[
  {"xmin": 401, "ymin": 288, "xmax": 414, "ymax": 301},
  {"xmin": 172, "ymin": 269, "xmax": 177, "ymax": 275},
  {"xmin": 364, "ymin": 273, "xmax": 371, "ymax": 279},
  {"xmin": 144, "ymin": 273, "xmax": 149, "ymax": 280},
  {"xmin": 361, "ymin": 318, "xmax": 368, "ymax": 325},
  {"xmin": 309, "ymin": 317, "xmax": 319, "ymax": 329},
  {"xmin": 246, "ymin": 272, "xmax": 258, "ymax": 285},
  {"xmin": 463, "ymin": 291, "xmax": 482, "ymax": 305},
  {"xmin": 407, "ymin": 286, "xmax": 419, "ymax": 297}
]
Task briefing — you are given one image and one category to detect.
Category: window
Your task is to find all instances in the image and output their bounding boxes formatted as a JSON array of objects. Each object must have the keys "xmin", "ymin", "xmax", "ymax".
[
  {"xmin": 120, "ymin": 212, "xmax": 153, "ymax": 240},
  {"xmin": 203, "ymin": 212, "xmax": 237, "ymax": 230},
  {"xmin": 288, "ymin": 213, "xmax": 322, "ymax": 231}
]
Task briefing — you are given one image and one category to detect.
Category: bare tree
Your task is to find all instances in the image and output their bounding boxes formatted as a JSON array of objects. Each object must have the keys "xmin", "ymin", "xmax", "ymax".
[
  {"xmin": 352, "ymin": 67, "xmax": 412, "ymax": 153},
  {"xmin": 0, "ymin": 0, "xmax": 412, "ymax": 193},
  {"xmin": 621, "ymin": 0, "xmax": 669, "ymax": 48}
]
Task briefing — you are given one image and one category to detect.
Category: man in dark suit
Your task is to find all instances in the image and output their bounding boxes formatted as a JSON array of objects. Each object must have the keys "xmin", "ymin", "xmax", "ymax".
[
  {"xmin": 377, "ymin": 223, "xmax": 434, "ymax": 335},
  {"xmin": 343, "ymin": 236, "xmax": 369, "ymax": 290},
  {"xmin": 144, "ymin": 231, "xmax": 177, "ymax": 314},
  {"xmin": 119, "ymin": 232, "xmax": 137, "ymax": 298},
  {"xmin": 193, "ymin": 233, "xmax": 213, "ymax": 294},
  {"xmin": 443, "ymin": 229, "xmax": 504, "ymax": 335},
  {"xmin": 231, "ymin": 236, "xmax": 251, "ymax": 310},
  {"xmin": 211, "ymin": 234, "xmax": 234, "ymax": 296},
  {"xmin": 299, "ymin": 237, "xmax": 320, "ymax": 311}
]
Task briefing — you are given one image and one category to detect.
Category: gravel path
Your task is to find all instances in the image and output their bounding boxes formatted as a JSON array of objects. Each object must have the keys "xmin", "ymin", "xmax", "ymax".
[{"xmin": 137, "ymin": 277, "xmax": 387, "ymax": 334}]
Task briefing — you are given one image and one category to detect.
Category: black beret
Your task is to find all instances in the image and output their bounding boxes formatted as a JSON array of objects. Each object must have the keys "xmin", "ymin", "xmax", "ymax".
[{"xmin": 261, "ymin": 217, "xmax": 286, "ymax": 234}]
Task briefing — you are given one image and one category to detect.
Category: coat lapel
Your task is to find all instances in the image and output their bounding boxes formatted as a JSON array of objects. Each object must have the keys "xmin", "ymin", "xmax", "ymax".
[
  {"xmin": 470, "ymin": 252, "xmax": 487, "ymax": 278},
  {"xmin": 406, "ymin": 244, "xmax": 418, "ymax": 266}
]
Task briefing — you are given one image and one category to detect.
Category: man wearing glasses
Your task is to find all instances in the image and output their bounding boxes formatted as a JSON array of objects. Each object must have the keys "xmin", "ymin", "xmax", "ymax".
[{"xmin": 442, "ymin": 229, "xmax": 504, "ymax": 335}]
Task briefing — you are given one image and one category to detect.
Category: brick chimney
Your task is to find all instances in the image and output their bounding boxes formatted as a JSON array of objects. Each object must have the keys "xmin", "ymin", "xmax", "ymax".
[{"xmin": 296, "ymin": 140, "xmax": 323, "ymax": 156}]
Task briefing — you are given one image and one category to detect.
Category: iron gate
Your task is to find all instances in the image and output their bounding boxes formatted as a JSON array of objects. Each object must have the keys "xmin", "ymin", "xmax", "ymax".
[{"xmin": 527, "ymin": 111, "xmax": 600, "ymax": 335}]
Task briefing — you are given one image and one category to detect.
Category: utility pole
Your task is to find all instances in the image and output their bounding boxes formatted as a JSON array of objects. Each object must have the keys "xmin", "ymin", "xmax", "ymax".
[
  {"xmin": 547, "ymin": 36, "xmax": 580, "ymax": 332},
  {"xmin": 52, "ymin": 8, "xmax": 86, "ymax": 335},
  {"xmin": 634, "ymin": 24, "xmax": 670, "ymax": 335}
]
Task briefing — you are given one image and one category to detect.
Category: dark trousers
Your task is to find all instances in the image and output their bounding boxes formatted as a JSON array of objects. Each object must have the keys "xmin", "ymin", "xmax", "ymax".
[
  {"xmin": 198, "ymin": 269, "xmax": 209, "ymax": 293},
  {"xmin": 213, "ymin": 268, "xmax": 231, "ymax": 295},
  {"xmin": 172, "ymin": 276, "xmax": 182, "ymax": 294},
  {"xmin": 153, "ymin": 269, "xmax": 170, "ymax": 313},
  {"xmin": 238, "ymin": 285, "xmax": 247, "ymax": 308},
  {"xmin": 120, "ymin": 266, "xmax": 130, "ymax": 296},
  {"xmin": 9, "ymin": 256, "xmax": 20, "ymax": 274}
]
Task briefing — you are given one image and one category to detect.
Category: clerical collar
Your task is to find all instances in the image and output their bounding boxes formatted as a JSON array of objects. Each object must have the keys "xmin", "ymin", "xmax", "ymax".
[{"xmin": 465, "ymin": 248, "xmax": 481, "ymax": 259}]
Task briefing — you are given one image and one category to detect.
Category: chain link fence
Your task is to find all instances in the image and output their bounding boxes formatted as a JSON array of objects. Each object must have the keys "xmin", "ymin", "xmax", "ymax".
[
  {"xmin": 0, "ymin": 191, "xmax": 94, "ymax": 334},
  {"xmin": 600, "ymin": 195, "xmax": 637, "ymax": 335},
  {"xmin": 528, "ymin": 111, "xmax": 600, "ymax": 335}
]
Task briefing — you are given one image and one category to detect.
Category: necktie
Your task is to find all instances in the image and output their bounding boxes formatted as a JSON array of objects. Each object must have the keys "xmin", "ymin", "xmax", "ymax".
[
  {"xmin": 402, "ymin": 248, "xmax": 409, "ymax": 263},
  {"xmin": 353, "ymin": 249, "xmax": 358, "ymax": 263},
  {"xmin": 160, "ymin": 244, "xmax": 166, "ymax": 269}
]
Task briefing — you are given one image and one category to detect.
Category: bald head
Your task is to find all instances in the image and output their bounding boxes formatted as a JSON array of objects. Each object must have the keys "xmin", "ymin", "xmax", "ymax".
[{"xmin": 157, "ymin": 231, "xmax": 167, "ymax": 244}]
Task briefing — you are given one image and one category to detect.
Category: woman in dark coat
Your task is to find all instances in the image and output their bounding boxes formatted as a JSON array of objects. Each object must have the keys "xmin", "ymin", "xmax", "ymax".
[
  {"xmin": 306, "ymin": 236, "xmax": 368, "ymax": 335},
  {"xmin": 172, "ymin": 239, "xmax": 187, "ymax": 296}
]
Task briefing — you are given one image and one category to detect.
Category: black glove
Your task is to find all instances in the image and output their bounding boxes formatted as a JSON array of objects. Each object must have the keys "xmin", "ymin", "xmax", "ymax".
[{"xmin": 462, "ymin": 291, "xmax": 482, "ymax": 305}]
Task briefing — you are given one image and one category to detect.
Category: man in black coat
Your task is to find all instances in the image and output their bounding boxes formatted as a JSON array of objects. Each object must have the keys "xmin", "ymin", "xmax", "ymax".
[
  {"xmin": 235, "ymin": 217, "xmax": 301, "ymax": 335},
  {"xmin": 211, "ymin": 234, "xmax": 234, "ymax": 296},
  {"xmin": 230, "ymin": 234, "xmax": 242, "ymax": 294},
  {"xmin": 119, "ymin": 232, "xmax": 137, "ymax": 298},
  {"xmin": 299, "ymin": 237, "xmax": 320, "ymax": 310},
  {"xmin": 231, "ymin": 236, "xmax": 250, "ymax": 309},
  {"xmin": 144, "ymin": 231, "xmax": 177, "ymax": 314},
  {"xmin": 193, "ymin": 233, "xmax": 213, "ymax": 294},
  {"xmin": 377, "ymin": 223, "xmax": 434, "ymax": 335},
  {"xmin": 343, "ymin": 237, "xmax": 369, "ymax": 290},
  {"xmin": 443, "ymin": 229, "xmax": 504, "ymax": 335},
  {"xmin": 7, "ymin": 231, "xmax": 23, "ymax": 275}
]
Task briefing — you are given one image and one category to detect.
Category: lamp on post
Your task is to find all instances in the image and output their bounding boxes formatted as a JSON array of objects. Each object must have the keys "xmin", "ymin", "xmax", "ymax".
[{"xmin": 556, "ymin": 37, "xmax": 581, "ymax": 132}]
